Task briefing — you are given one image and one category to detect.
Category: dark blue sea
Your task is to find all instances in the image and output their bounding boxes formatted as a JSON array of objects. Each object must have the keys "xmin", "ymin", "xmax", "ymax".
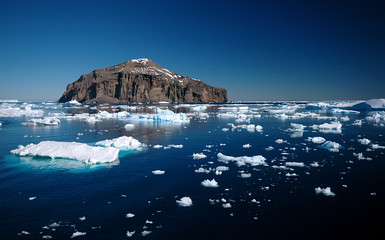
[{"xmin": 0, "ymin": 101, "xmax": 384, "ymax": 239}]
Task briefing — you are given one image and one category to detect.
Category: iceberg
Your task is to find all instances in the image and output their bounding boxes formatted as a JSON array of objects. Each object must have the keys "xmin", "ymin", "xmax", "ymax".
[
  {"xmin": 95, "ymin": 136, "xmax": 143, "ymax": 150},
  {"xmin": 0, "ymin": 104, "xmax": 44, "ymax": 117},
  {"xmin": 11, "ymin": 141, "xmax": 119, "ymax": 164},
  {"xmin": 152, "ymin": 170, "xmax": 165, "ymax": 175},
  {"xmin": 357, "ymin": 138, "xmax": 371, "ymax": 145},
  {"xmin": 217, "ymin": 153, "xmax": 267, "ymax": 167},
  {"xmin": 319, "ymin": 122, "xmax": 342, "ymax": 130},
  {"xmin": 192, "ymin": 153, "xmax": 207, "ymax": 159}
]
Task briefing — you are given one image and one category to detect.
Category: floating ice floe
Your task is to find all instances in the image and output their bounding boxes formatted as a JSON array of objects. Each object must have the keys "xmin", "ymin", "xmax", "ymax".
[
  {"xmin": 318, "ymin": 122, "xmax": 342, "ymax": 131},
  {"xmin": 23, "ymin": 117, "xmax": 61, "ymax": 126},
  {"xmin": 176, "ymin": 197, "xmax": 193, "ymax": 207},
  {"xmin": 95, "ymin": 136, "xmax": 143, "ymax": 151},
  {"xmin": 275, "ymin": 139, "xmax": 285, "ymax": 144},
  {"xmin": 222, "ymin": 203, "xmax": 232, "ymax": 208},
  {"xmin": 11, "ymin": 141, "xmax": 120, "ymax": 164},
  {"xmin": 164, "ymin": 144, "xmax": 183, "ymax": 149},
  {"xmin": 201, "ymin": 179, "xmax": 219, "ymax": 187},
  {"xmin": 242, "ymin": 144, "xmax": 252, "ymax": 148},
  {"xmin": 357, "ymin": 138, "xmax": 371, "ymax": 145},
  {"xmin": 307, "ymin": 137, "xmax": 326, "ymax": 144},
  {"xmin": 126, "ymin": 231, "xmax": 135, "ymax": 237},
  {"xmin": 285, "ymin": 162, "xmax": 305, "ymax": 167},
  {"xmin": 0, "ymin": 104, "xmax": 44, "ymax": 117},
  {"xmin": 193, "ymin": 153, "xmax": 207, "ymax": 159},
  {"xmin": 141, "ymin": 230, "xmax": 152, "ymax": 236},
  {"xmin": 290, "ymin": 123, "xmax": 305, "ymax": 131},
  {"xmin": 241, "ymin": 173, "xmax": 251, "ymax": 178},
  {"xmin": 217, "ymin": 153, "xmax": 267, "ymax": 167},
  {"xmin": 152, "ymin": 170, "xmax": 165, "ymax": 175},
  {"xmin": 320, "ymin": 141, "xmax": 342, "ymax": 152},
  {"xmin": 71, "ymin": 231, "xmax": 86, "ymax": 238},
  {"xmin": 353, "ymin": 152, "xmax": 372, "ymax": 160},
  {"xmin": 125, "ymin": 213, "xmax": 135, "ymax": 218},
  {"xmin": 315, "ymin": 187, "xmax": 335, "ymax": 197},
  {"xmin": 195, "ymin": 167, "xmax": 211, "ymax": 173},
  {"xmin": 188, "ymin": 105, "xmax": 207, "ymax": 111},
  {"xmin": 131, "ymin": 107, "xmax": 190, "ymax": 123}
]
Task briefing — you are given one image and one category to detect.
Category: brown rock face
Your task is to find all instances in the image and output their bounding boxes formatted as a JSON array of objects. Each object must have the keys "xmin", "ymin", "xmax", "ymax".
[{"xmin": 58, "ymin": 58, "xmax": 228, "ymax": 104}]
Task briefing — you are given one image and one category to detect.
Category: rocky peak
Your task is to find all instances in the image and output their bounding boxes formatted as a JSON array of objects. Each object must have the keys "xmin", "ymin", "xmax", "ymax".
[{"xmin": 58, "ymin": 58, "xmax": 228, "ymax": 104}]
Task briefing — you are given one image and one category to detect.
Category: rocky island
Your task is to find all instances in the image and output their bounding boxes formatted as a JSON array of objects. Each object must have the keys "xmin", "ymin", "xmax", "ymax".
[{"xmin": 58, "ymin": 58, "xmax": 227, "ymax": 104}]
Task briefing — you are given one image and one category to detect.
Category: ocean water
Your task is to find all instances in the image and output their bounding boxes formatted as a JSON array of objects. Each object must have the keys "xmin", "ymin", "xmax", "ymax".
[{"xmin": 0, "ymin": 101, "xmax": 384, "ymax": 239}]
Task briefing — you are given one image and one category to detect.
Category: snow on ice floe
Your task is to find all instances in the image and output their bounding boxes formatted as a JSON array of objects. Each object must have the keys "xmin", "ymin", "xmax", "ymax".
[
  {"xmin": 315, "ymin": 187, "xmax": 335, "ymax": 197},
  {"xmin": 320, "ymin": 141, "xmax": 342, "ymax": 152},
  {"xmin": 217, "ymin": 153, "xmax": 267, "ymax": 167},
  {"xmin": 95, "ymin": 136, "xmax": 143, "ymax": 151},
  {"xmin": 176, "ymin": 197, "xmax": 193, "ymax": 207},
  {"xmin": 11, "ymin": 141, "xmax": 120, "ymax": 164},
  {"xmin": 152, "ymin": 170, "xmax": 165, "ymax": 175},
  {"xmin": 201, "ymin": 179, "xmax": 219, "ymax": 187},
  {"xmin": 193, "ymin": 153, "xmax": 207, "ymax": 159},
  {"xmin": 307, "ymin": 137, "xmax": 326, "ymax": 144}
]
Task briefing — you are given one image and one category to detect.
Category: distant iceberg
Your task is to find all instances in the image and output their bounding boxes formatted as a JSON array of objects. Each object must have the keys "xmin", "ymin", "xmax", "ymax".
[
  {"xmin": 11, "ymin": 141, "xmax": 119, "ymax": 164},
  {"xmin": 217, "ymin": 153, "xmax": 267, "ymax": 167},
  {"xmin": 95, "ymin": 136, "xmax": 143, "ymax": 151},
  {"xmin": 350, "ymin": 98, "xmax": 385, "ymax": 111}
]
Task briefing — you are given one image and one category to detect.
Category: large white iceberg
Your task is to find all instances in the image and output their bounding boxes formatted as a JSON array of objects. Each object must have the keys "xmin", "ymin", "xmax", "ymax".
[
  {"xmin": 11, "ymin": 141, "xmax": 119, "ymax": 164},
  {"xmin": 0, "ymin": 104, "xmax": 44, "ymax": 117},
  {"xmin": 217, "ymin": 153, "xmax": 267, "ymax": 167},
  {"xmin": 95, "ymin": 136, "xmax": 143, "ymax": 150},
  {"xmin": 176, "ymin": 197, "xmax": 193, "ymax": 207}
]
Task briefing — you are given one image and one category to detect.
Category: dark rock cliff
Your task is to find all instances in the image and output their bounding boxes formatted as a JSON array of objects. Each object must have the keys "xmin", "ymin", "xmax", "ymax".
[{"xmin": 58, "ymin": 58, "xmax": 228, "ymax": 104}]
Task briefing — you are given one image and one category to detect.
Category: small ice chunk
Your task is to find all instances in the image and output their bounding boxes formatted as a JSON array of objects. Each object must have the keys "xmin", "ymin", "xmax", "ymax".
[
  {"xmin": 320, "ymin": 141, "xmax": 342, "ymax": 152},
  {"xmin": 217, "ymin": 153, "xmax": 267, "ymax": 167},
  {"xmin": 71, "ymin": 231, "xmax": 86, "ymax": 238},
  {"xmin": 241, "ymin": 173, "xmax": 251, "ymax": 178},
  {"xmin": 176, "ymin": 197, "xmax": 193, "ymax": 207},
  {"xmin": 358, "ymin": 138, "xmax": 371, "ymax": 145},
  {"xmin": 152, "ymin": 170, "xmax": 165, "ymax": 175},
  {"xmin": 275, "ymin": 139, "xmax": 284, "ymax": 144},
  {"xmin": 319, "ymin": 122, "xmax": 342, "ymax": 130},
  {"xmin": 222, "ymin": 203, "xmax": 232, "ymax": 208},
  {"xmin": 29, "ymin": 196, "xmax": 36, "ymax": 201},
  {"xmin": 307, "ymin": 137, "xmax": 326, "ymax": 144},
  {"xmin": 265, "ymin": 146, "xmax": 274, "ymax": 151},
  {"xmin": 124, "ymin": 124, "xmax": 135, "ymax": 130},
  {"xmin": 95, "ymin": 136, "xmax": 143, "ymax": 151},
  {"xmin": 315, "ymin": 187, "xmax": 335, "ymax": 197},
  {"xmin": 242, "ymin": 143, "xmax": 252, "ymax": 148},
  {"xmin": 153, "ymin": 145, "xmax": 163, "ymax": 148},
  {"xmin": 79, "ymin": 216, "xmax": 86, "ymax": 221},
  {"xmin": 285, "ymin": 162, "xmax": 305, "ymax": 167},
  {"xmin": 353, "ymin": 152, "xmax": 372, "ymax": 160},
  {"xmin": 141, "ymin": 230, "xmax": 152, "ymax": 236},
  {"xmin": 126, "ymin": 231, "xmax": 135, "ymax": 237},
  {"xmin": 201, "ymin": 179, "xmax": 219, "ymax": 188},
  {"xmin": 193, "ymin": 153, "xmax": 207, "ymax": 159},
  {"xmin": 195, "ymin": 167, "xmax": 211, "ymax": 173},
  {"xmin": 125, "ymin": 213, "xmax": 135, "ymax": 218}
]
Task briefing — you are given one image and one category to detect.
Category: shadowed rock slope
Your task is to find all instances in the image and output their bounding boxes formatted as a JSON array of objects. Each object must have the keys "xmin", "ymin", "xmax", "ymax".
[{"xmin": 58, "ymin": 58, "xmax": 228, "ymax": 104}]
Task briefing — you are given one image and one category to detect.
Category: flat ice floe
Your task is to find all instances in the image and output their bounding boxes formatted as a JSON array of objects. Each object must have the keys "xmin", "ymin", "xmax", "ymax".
[
  {"xmin": 23, "ymin": 117, "xmax": 61, "ymax": 126},
  {"xmin": 192, "ymin": 153, "xmax": 207, "ymax": 159},
  {"xmin": 217, "ymin": 153, "xmax": 267, "ymax": 167},
  {"xmin": 11, "ymin": 141, "xmax": 119, "ymax": 164},
  {"xmin": 95, "ymin": 136, "xmax": 143, "ymax": 150},
  {"xmin": 307, "ymin": 137, "xmax": 326, "ymax": 144},
  {"xmin": 152, "ymin": 170, "xmax": 165, "ymax": 175}
]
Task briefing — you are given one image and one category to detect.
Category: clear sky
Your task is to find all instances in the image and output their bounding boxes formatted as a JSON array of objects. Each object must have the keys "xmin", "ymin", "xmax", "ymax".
[{"xmin": 0, "ymin": 0, "xmax": 384, "ymax": 101}]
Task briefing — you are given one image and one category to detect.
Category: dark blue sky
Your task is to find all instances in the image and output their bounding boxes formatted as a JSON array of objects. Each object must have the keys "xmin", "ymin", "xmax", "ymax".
[{"xmin": 1, "ymin": 0, "xmax": 384, "ymax": 101}]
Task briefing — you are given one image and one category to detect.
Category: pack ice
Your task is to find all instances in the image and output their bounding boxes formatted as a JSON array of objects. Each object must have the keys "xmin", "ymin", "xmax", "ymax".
[{"xmin": 11, "ymin": 141, "xmax": 119, "ymax": 164}]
